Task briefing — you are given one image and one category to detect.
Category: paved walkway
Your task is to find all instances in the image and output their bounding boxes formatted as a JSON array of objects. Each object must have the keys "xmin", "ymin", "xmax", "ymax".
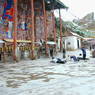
[{"xmin": 0, "ymin": 51, "xmax": 95, "ymax": 95}]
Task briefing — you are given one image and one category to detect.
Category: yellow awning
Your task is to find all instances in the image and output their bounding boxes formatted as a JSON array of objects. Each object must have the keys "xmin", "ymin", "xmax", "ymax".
[{"xmin": 4, "ymin": 39, "xmax": 31, "ymax": 43}]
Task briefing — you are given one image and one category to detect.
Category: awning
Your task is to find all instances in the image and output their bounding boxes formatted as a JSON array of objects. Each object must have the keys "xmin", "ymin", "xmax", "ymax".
[
  {"xmin": 4, "ymin": 39, "xmax": 31, "ymax": 43},
  {"xmin": 83, "ymin": 39, "xmax": 95, "ymax": 45},
  {"xmin": 46, "ymin": 41, "xmax": 56, "ymax": 45},
  {"xmin": 4, "ymin": 39, "xmax": 43, "ymax": 45}
]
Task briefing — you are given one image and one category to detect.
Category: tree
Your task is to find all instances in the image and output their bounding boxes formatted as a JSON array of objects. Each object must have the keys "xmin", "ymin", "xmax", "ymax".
[{"xmin": 55, "ymin": 17, "xmax": 66, "ymax": 37}]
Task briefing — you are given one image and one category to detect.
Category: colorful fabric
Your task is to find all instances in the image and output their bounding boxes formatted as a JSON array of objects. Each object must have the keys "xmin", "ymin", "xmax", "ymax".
[{"xmin": 2, "ymin": 0, "xmax": 14, "ymax": 21}]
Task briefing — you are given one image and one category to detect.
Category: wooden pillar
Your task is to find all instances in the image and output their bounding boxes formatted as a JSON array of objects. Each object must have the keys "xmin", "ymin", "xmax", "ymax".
[
  {"xmin": 52, "ymin": 10, "xmax": 56, "ymax": 44},
  {"xmin": 13, "ymin": 0, "xmax": 17, "ymax": 61},
  {"xmin": 59, "ymin": 9, "xmax": 63, "ymax": 51},
  {"xmin": 34, "ymin": 16, "xmax": 37, "ymax": 42},
  {"xmin": 2, "ymin": 43, "xmax": 6, "ymax": 63},
  {"xmin": 52, "ymin": 1, "xmax": 56, "ymax": 44},
  {"xmin": 31, "ymin": 0, "xmax": 35, "ymax": 59},
  {"xmin": 42, "ymin": 0, "xmax": 48, "ymax": 56}
]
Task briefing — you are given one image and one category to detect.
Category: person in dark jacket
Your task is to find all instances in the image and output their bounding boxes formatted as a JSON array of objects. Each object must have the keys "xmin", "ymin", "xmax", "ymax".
[
  {"xmin": 50, "ymin": 47, "xmax": 53, "ymax": 58},
  {"xmin": 70, "ymin": 56, "xmax": 79, "ymax": 61},
  {"xmin": 81, "ymin": 47, "xmax": 86, "ymax": 60},
  {"xmin": 63, "ymin": 48, "xmax": 66, "ymax": 58}
]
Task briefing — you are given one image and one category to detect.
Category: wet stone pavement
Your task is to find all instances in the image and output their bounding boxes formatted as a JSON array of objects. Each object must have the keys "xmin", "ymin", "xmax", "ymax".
[{"xmin": 0, "ymin": 56, "xmax": 95, "ymax": 95}]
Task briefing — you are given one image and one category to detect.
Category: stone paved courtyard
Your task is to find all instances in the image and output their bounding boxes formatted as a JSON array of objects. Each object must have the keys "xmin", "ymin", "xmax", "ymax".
[
  {"xmin": 0, "ymin": 53, "xmax": 95, "ymax": 95},
  {"xmin": 0, "ymin": 55, "xmax": 95, "ymax": 95}
]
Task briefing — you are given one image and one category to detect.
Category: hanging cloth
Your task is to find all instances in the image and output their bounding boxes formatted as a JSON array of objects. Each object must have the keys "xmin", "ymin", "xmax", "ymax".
[{"xmin": 2, "ymin": 0, "xmax": 14, "ymax": 21}]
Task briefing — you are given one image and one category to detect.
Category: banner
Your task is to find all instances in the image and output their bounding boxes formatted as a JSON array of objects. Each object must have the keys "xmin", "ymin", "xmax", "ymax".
[{"xmin": 2, "ymin": 0, "xmax": 14, "ymax": 21}]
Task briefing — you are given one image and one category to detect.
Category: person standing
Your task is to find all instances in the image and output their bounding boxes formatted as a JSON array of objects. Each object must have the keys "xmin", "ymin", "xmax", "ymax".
[
  {"xmin": 37, "ymin": 46, "xmax": 42, "ymax": 58},
  {"xmin": 81, "ymin": 47, "xmax": 86, "ymax": 60},
  {"xmin": 63, "ymin": 48, "xmax": 66, "ymax": 58},
  {"xmin": 50, "ymin": 46, "xmax": 53, "ymax": 58}
]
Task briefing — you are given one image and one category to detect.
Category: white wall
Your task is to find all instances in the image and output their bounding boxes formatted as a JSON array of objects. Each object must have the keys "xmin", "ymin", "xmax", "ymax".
[{"xmin": 63, "ymin": 36, "xmax": 81, "ymax": 50}]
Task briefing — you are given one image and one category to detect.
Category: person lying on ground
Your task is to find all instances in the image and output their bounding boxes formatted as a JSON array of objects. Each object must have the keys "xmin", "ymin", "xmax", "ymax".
[{"xmin": 50, "ymin": 57, "xmax": 66, "ymax": 64}]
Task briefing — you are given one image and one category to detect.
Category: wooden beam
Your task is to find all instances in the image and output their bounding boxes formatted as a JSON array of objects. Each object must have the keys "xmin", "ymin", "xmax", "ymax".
[
  {"xmin": 13, "ymin": 0, "xmax": 18, "ymax": 61},
  {"xmin": 52, "ymin": 10, "xmax": 56, "ymax": 44},
  {"xmin": 59, "ymin": 9, "xmax": 63, "ymax": 51},
  {"xmin": 43, "ymin": 0, "xmax": 48, "ymax": 56},
  {"xmin": 31, "ymin": 0, "xmax": 35, "ymax": 59}
]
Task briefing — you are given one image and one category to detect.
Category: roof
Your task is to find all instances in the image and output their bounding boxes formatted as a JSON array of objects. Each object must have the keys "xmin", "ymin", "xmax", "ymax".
[
  {"xmin": 45, "ymin": 0, "xmax": 68, "ymax": 10},
  {"xmin": 64, "ymin": 21, "xmax": 95, "ymax": 37},
  {"xmin": 83, "ymin": 38, "xmax": 95, "ymax": 45},
  {"xmin": 54, "ymin": 0, "xmax": 68, "ymax": 9},
  {"xmin": 63, "ymin": 31, "xmax": 84, "ymax": 39},
  {"xmin": 69, "ymin": 32, "xmax": 84, "ymax": 39}
]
